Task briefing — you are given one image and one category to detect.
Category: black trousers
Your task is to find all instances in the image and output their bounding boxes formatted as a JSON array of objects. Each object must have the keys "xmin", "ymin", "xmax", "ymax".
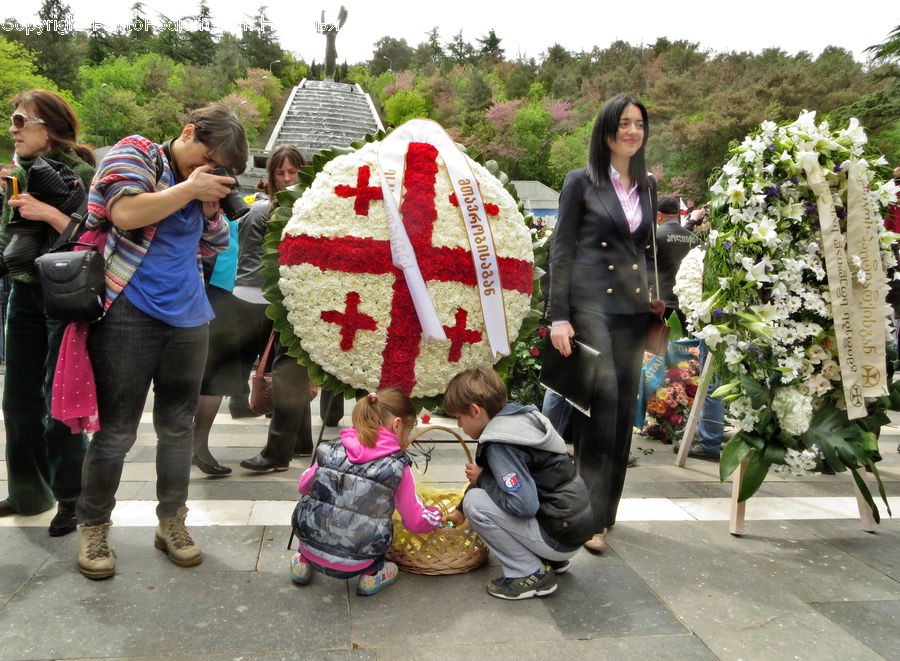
[
  {"xmin": 262, "ymin": 336, "xmax": 313, "ymax": 463},
  {"xmin": 569, "ymin": 309, "xmax": 649, "ymax": 531}
]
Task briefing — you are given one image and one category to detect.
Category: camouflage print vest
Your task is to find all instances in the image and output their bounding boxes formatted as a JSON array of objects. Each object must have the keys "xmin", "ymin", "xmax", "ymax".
[{"xmin": 295, "ymin": 440, "xmax": 410, "ymax": 562}]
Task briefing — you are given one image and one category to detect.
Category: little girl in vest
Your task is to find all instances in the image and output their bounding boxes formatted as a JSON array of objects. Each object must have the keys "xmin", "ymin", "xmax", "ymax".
[{"xmin": 290, "ymin": 388, "xmax": 442, "ymax": 595}]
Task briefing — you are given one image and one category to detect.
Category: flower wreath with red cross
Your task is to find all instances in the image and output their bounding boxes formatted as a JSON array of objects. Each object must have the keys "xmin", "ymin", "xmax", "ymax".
[{"xmin": 262, "ymin": 131, "xmax": 539, "ymax": 409}]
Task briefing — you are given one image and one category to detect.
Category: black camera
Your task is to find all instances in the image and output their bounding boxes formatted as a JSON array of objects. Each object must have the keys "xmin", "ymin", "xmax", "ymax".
[{"xmin": 210, "ymin": 167, "xmax": 250, "ymax": 219}]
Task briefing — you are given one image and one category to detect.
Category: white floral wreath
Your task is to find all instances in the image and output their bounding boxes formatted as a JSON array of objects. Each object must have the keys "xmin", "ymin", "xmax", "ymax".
[{"xmin": 275, "ymin": 137, "xmax": 534, "ymax": 399}]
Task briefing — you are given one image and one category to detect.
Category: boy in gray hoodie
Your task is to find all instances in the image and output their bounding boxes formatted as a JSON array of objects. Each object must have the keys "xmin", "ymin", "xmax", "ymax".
[{"xmin": 444, "ymin": 367, "xmax": 594, "ymax": 600}]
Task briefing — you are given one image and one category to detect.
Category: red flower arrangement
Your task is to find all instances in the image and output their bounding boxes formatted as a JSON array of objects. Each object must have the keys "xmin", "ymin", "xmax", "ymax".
[{"xmin": 640, "ymin": 351, "xmax": 700, "ymax": 443}]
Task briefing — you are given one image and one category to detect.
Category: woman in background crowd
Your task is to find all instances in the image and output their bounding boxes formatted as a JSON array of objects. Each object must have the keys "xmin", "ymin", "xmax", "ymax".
[{"xmin": 0, "ymin": 90, "xmax": 95, "ymax": 536}]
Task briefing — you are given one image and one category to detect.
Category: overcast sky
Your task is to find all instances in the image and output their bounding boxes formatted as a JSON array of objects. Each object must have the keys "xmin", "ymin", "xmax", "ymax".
[{"xmin": 10, "ymin": 0, "xmax": 898, "ymax": 66}]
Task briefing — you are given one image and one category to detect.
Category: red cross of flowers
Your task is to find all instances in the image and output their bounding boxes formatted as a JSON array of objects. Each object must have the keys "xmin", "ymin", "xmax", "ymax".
[
  {"xmin": 321, "ymin": 291, "xmax": 377, "ymax": 351},
  {"xmin": 444, "ymin": 308, "xmax": 482, "ymax": 362},
  {"xmin": 279, "ymin": 142, "xmax": 533, "ymax": 395},
  {"xmin": 334, "ymin": 164, "xmax": 383, "ymax": 215}
]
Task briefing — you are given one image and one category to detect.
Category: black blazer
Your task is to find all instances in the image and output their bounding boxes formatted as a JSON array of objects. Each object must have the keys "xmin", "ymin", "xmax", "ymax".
[{"xmin": 549, "ymin": 168, "xmax": 657, "ymax": 321}]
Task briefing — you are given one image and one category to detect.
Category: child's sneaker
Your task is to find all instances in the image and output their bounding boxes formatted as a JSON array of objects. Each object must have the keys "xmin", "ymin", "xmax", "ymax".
[
  {"xmin": 544, "ymin": 558, "xmax": 571, "ymax": 574},
  {"xmin": 356, "ymin": 561, "xmax": 398, "ymax": 595},
  {"xmin": 487, "ymin": 566, "xmax": 558, "ymax": 600},
  {"xmin": 290, "ymin": 552, "xmax": 312, "ymax": 585}
]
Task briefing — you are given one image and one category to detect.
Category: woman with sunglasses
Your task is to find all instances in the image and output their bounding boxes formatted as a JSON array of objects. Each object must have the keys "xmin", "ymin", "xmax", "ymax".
[{"xmin": 0, "ymin": 90, "xmax": 95, "ymax": 533}]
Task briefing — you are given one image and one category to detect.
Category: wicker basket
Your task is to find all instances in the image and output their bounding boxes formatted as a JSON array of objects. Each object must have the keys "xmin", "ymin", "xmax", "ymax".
[{"xmin": 386, "ymin": 425, "xmax": 489, "ymax": 575}]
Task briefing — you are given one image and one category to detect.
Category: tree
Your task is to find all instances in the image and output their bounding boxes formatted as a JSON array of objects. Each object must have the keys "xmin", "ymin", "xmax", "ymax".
[
  {"xmin": 0, "ymin": 36, "xmax": 59, "ymax": 156},
  {"xmin": 477, "ymin": 29, "xmax": 504, "ymax": 62},
  {"xmin": 465, "ymin": 72, "xmax": 493, "ymax": 112},
  {"xmin": 446, "ymin": 31, "xmax": 475, "ymax": 65},
  {"xmin": 31, "ymin": 0, "xmax": 81, "ymax": 91},
  {"xmin": 505, "ymin": 62, "xmax": 536, "ymax": 99},
  {"xmin": 239, "ymin": 7, "xmax": 282, "ymax": 71},
  {"xmin": 370, "ymin": 36, "xmax": 413, "ymax": 76},
  {"xmin": 866, "ymin": 24, "xmax": 900, "ymax": 62},
  {"xmin": 383, "ymin": 89, "xmax": 429, "ymax": 126},
  {"xmin": 425, "ymin": 27, "xmax": 444, "ymax": 66}
]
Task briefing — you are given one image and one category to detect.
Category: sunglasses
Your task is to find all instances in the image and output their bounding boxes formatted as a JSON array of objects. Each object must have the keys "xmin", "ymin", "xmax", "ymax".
[{"xmin": 10, "ymin": 112, "xmax": 45, "ymax": 129}]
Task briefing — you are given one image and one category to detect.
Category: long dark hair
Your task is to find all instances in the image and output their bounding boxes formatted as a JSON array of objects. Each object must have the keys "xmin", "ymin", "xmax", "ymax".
[
  {"xmin": 11, "ymin": 89, "xmax": 95, "ymax": 167},
  {"xmin": 586, "ymin": 93, "xmax": 649, "ymax": 190}
]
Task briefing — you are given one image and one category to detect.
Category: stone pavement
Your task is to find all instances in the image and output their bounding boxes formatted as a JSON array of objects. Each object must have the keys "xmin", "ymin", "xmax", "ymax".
[{"xmin": 1, "ymin": 380, "xmax": 898, "ymax": 661}]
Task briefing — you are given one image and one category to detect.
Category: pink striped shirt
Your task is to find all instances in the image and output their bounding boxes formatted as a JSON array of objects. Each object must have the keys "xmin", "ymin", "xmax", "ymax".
[{"xmin": 609, "ymin": 165, "xmax": 643, "ymax": 233}]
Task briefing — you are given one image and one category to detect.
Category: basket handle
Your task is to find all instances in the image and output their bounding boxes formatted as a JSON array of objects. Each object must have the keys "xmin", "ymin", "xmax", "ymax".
[{"xmin": 410, "ymin": 424, "xmax": 474, "ymax": 463}]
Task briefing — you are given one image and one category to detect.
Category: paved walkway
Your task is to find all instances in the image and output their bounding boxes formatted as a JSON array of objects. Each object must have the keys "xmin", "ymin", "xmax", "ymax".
[{"xmin": 1, "ymin": 382, "xmax": 898, "ymax": 661}]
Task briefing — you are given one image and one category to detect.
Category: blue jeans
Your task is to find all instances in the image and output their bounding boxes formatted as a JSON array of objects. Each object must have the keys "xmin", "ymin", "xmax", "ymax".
[
  {"xmin": 541, "ymin": 389, "xmax": 572, "ymax": 435},
  {"xmin": 2, "ymin": 281, "xmax": 87, "ymax": 514},
  {"xmin": 77, "ymin": 295, "xmax": 208, "ymax": 525},
  {"xmin": 697, "ymin": 342, "xmax": 725, "ymax": 454}
]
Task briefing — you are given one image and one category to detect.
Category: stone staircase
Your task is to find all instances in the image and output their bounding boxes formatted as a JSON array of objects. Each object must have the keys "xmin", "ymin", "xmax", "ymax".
[{"xmin": 264, "ymin": 79, "xmax": 384, "ymax": 160}]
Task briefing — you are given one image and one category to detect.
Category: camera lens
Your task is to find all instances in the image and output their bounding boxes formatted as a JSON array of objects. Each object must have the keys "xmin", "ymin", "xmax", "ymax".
[{"xmin": 210, "ymin": 167, "xmax": 250, "ymax": 219}]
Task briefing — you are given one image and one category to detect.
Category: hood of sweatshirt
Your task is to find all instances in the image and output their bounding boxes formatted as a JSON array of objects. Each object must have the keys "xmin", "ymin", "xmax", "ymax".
[
  {"xmin": 341, "ymin": 426, "xmax": 404, "ymax": 463},
  {"xmin": 478, "ymin": 402, "xmax": 568, "ymax": 454}
]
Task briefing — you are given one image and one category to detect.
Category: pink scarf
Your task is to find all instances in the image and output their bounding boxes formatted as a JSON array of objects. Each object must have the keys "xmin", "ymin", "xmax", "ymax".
[
  {"xmin": 50, "ymin": 227, "xmax": 107, "ymax": 434},
  {"xmin": 52, "ymin": 320, "xmax": 98, "ymax": 433}
]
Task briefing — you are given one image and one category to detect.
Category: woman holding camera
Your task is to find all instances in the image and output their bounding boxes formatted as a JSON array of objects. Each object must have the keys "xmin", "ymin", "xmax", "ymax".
[
  {"xmin": 75, "ymin": 104, "xmax": 247, "ymax": 579},
  {"xmin": 0, "ymin": 90, "xmax": 95, "ymax": 534}
]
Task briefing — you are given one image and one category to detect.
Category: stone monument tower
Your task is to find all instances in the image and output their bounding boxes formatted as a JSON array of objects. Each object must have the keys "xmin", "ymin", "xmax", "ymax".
[{"xmin": 316, "ymin": 6, "xmax": 348, "ymax": 81}]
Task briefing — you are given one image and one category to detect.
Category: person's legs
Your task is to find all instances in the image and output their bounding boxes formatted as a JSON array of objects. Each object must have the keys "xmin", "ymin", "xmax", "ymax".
[
  {"xmin": 696, "ymin": 341, "xmax": 725, "ymax": 456},
  {"xmin": 570, "ymin": 309, "xmax": 618, "ymax": 533},
  {"xmin": 319, "ymin": 389, "xmax": 345, "ymax": 427},
  {"xmin": 78, "ymin": 296, "xmax": 159, "ymax": 525},
  {"xmin": 3, "ymin": 282, "xmax": 55, "ymax": 514},
  {"xmin": 541, "ymin": 389, "xmax": 572, "ymax": 435},
  {"xmin": 3, "ymin": 281, "xmax": 85, "ymax": 516},
  {"xmin": 192, "ymin": 395, "xmax": 224, "ymax": 466},
  {"xmin": 462, "ymin": 488, "xmax": 574, "ymax": 577},
  {"xmin": 605, "ymin": 312, "xmax": 647, "ymax": 527},
  {"xmin": 242, "ymin": 336, "xmax": 312, "ymax": 470},
  {"xmin": 152, "ymin": 323, "xmax": 208, "ymax": 520}
]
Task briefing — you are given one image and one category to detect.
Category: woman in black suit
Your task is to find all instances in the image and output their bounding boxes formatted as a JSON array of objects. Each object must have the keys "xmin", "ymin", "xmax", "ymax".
[{"xmin": 548, "ymin": 93, "xmax": 657, "ymax": 552}]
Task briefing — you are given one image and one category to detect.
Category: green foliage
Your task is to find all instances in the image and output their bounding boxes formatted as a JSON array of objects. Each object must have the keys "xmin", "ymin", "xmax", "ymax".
[{"xmin": 383, "ymin": 89, "xmax": 430, "ymax": 127}]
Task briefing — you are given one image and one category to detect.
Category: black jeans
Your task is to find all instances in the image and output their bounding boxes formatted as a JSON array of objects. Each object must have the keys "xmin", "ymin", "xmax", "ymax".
[
  {"xmin": 77, "ymin": 295, "xmax": 208, "ymax": 525},
  {"xmin": 570, "ymin": 309, "xmax": 649, "ymax": 531},
  {"xmin": 3, "ymin": 281, "xmax": 86, "ymax": 514}
]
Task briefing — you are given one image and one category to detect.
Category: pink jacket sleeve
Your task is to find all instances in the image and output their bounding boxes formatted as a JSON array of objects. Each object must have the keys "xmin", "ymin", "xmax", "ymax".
[
  {"xmin": 298, "ymin": 463, "xmax": 318, "ymax": 496},
  {"xmin": 394, "ymin": 466, "xmax": 442, "ymax": 532}
]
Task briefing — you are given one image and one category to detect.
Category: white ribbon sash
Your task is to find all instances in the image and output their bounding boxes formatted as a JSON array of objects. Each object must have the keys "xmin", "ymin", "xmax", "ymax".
[
  {"xmin": 846, "ymin": 161, "xmax": 889, "ymax": 397},
  {"xmin": 800, "ymin": 153, "xmax": 866, "ymax": 418},
  {"xmin": 377, "ymin": 119, "xmax": 510, "ymax": 358}
]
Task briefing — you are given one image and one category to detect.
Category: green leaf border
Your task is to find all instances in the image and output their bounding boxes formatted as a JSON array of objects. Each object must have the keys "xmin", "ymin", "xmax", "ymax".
[{"xmin": 259, "ymin": 132, "xmax": 544, "ymax": 412}]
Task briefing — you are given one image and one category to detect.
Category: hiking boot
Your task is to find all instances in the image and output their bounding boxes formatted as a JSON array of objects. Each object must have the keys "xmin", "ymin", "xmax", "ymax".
[
  {"xmin": 290, "ymin": 552, "xmax": 312, "ymax": 585},
  {"xmin": 356, "ymin": 561, "xmax": 398, "ymax": 596},
  {"xmin": 78, "ymin": 523, "xmax": 115, "ymax": 580},
  {"xmin": 487, "ymin": 566, "xmax": 558, "ymax": 600},
  {"xmin": 154, "ymin": 507, "xmax": 203, "ymax": 567}
]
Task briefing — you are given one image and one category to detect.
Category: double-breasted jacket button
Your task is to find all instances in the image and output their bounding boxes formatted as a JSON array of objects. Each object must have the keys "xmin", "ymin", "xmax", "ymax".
[
  {"xmin": 608, "ymin": 264, "xmax": 615, "ymax": 271},
  {"xmin": 635, "ymin": 288, "xmax": 641, "ymax": 294},
  {"xmin": 632, "ymin": 264, "xmax": 639, "ymax": 270},
  {"xmin": 601, "ymin": 242, "xmax": 608, "ymax": 247},
  {"xmin": 606, "ymin": 288, "xmax": 613, "ymax": 294}
]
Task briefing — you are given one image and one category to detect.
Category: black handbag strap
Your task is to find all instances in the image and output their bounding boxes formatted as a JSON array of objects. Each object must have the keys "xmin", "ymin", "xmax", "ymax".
[{"xmin": 45, "ymin": 240, "xmax": 98, "ymax": 254}]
